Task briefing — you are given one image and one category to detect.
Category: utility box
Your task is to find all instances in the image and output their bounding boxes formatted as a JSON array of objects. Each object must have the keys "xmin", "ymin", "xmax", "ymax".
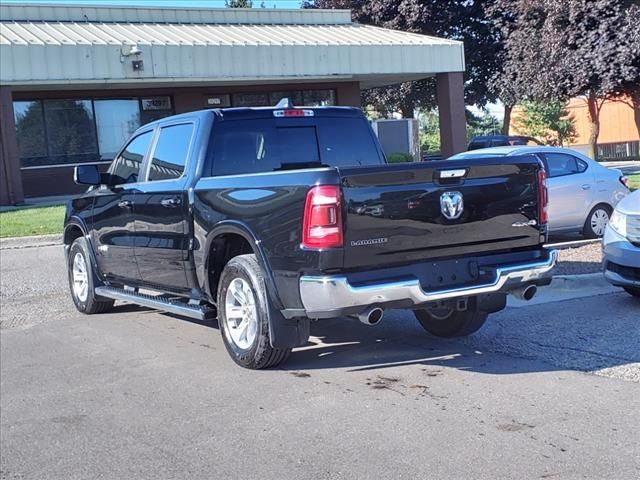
[{"xmin": 372, "ymin": 119, "xmax": 420, "ymax": 162}]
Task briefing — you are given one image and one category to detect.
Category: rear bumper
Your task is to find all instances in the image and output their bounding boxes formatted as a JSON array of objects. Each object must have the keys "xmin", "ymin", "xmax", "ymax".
[{"xmin": 298, "ymin": 249, "xmax": 557, "ymax": 319}]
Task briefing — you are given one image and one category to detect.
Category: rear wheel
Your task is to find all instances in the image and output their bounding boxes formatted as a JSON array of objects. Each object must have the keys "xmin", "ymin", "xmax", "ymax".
[
  {"xmin": 217, "ymin": 254, "xmax": 291, "ymax": 369},
  {"xmin": 414, "ymin": 298, "xmax": 488, "ymax": 337},
  {"xmin": 67, "ymin": 238, "xmax": 114, "ymax": 314},
  {"xmin": 584, "ymin": 204, "xmax": 612, "ymax": 238},
  {"xmin": 623, "ymin": 286, "xmax": 640, "ymax": 298}
]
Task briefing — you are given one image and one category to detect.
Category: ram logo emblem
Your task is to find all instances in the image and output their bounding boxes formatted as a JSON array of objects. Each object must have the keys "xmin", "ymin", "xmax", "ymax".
[{"xmin": 440, "ymin": 191, "xmax": 464, "ymax": 220}]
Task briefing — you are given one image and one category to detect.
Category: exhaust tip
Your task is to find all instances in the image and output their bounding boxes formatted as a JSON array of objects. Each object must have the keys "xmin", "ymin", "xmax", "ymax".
[
  {"xmin": 358, "ymin": 307, "xmax": 384, "ymax": 326},
  {"xmin": 512, "ymin": 285, "xmax": 538, "ymax": 301}
]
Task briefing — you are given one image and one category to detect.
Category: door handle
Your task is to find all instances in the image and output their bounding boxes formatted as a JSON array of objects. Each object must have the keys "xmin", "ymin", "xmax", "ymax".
[
  {"xmin": 118, "ymin": 200, "xmax": 133, "ymax": 208},
  {"xmin": 581, "ymin": 184, "xmax": 591, "ymax": 190},
  {"xmin": 160, "ymin": 197, "xmax": 182, "ymax": 208}
]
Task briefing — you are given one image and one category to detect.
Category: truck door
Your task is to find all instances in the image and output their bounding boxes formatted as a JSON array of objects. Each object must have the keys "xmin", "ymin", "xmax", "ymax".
[
  {"xmin": 133, "ymin": 123, "xmax": 193, "ymax": 290},
  {"xmin": 92, "ymin": 130, "xmax": 154, "ymax": 283}
]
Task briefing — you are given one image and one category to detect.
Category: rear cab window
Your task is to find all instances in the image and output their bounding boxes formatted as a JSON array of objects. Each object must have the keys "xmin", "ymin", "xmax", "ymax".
[{"xmin": 208, "ymin": 115, "xmax": 384, "ymax": 176}]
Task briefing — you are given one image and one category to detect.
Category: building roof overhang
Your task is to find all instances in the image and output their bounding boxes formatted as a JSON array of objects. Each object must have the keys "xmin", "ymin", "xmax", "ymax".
[{"xmin": 0, "ymin": 4, "xmax": 465, "ymax": 90}]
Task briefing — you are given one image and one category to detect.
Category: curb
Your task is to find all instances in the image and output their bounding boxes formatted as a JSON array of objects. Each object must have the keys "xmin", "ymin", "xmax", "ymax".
[
  {"xmin": 0, "ymin": 234, "xmax": 63, "ymax": 250},
  {"xmin": 508, "ymin": 272, "xmax": 618, "ymax": 308}
]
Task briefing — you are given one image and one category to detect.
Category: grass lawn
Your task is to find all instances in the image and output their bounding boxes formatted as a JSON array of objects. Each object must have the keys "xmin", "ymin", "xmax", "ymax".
[
  {"xmin": 627, "ymin": 173, "xmax": 640, "ymax": 191},
  {"xmin": 0, "ymin": 205, "xmax": 65, "ymax": 238}
]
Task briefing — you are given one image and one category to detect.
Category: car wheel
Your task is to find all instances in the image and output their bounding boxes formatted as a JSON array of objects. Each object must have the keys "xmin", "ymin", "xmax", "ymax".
[
  {"xmin": 584, "ymin": 204, "xmax": 612, "ymax": 238},
  {"xmin": 217, "ymin": 254, "xmax": 291, "ymax": 369},
  {"xmin": 67, "ymin": 237, "xmax": 114, "ymax": 314},
  {"xmin": 623, "ymin": 287, "xmax": 640, "ymax": 298},
  {"xmin": 414, "ymin": 298, "xmax": 488, "ymax": 337}
]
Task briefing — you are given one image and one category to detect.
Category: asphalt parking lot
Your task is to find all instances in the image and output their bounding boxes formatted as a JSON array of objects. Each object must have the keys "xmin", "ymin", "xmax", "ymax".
[{"xmin": 1, "ymin": 245, "xmax": 639, "ymax": 479}]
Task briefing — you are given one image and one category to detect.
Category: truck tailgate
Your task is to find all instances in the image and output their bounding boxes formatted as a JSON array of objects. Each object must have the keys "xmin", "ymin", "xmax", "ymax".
[{"xmin": 339, "ymin": 156, "xmax": 543, "ymax": 270}]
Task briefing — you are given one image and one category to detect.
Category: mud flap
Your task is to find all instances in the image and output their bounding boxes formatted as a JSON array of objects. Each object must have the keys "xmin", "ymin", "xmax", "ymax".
[{"xmin": 267, "ymin": 303, "xmax": 310, "ymax": 349}]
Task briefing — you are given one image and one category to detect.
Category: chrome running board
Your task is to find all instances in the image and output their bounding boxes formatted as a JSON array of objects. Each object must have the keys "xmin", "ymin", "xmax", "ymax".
[{"xmin": 95, "ymin": 286, "xmax": 216, "ymax": 321}]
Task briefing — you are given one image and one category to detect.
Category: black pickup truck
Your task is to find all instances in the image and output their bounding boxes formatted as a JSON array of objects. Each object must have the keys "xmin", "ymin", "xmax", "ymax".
[{"xmin": 65, "ymin": 102, "xmax": 557, "ymax": 369}]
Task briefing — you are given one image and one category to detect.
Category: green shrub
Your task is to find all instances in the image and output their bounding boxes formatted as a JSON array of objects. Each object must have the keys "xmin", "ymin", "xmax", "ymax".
[{"xmin": 387, "ymin": 152, "xmax": 414, "ymax": 163}]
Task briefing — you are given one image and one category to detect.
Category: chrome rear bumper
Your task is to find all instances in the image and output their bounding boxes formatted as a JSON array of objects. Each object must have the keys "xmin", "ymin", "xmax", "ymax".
[{"xmin": 299, "ymin": 249, "xmax": 557, "ymax": 318}]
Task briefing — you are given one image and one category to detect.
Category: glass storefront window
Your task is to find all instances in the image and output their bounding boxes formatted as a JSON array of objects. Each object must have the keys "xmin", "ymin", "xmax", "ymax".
[
  {"xmin": 94, "ymin": 99, "xmax": 141, "ymax": 161},
  {"xmin": 13, "ymin": 101, "xmax": 47, "ymax": 165},
  {"xmin": 44, "ymin": 99, "xmax": 98, "ymax": 160},
  {"xmin": 268, "ymin": 91, "xmax": 304, "ymax": 106},
  {"xmin": 232, "ymin": 93, "xmax": 269, "ymax": 107},
  {"xmin": 303, "ymin": 90, "xmax": 335, "ymax": 106}
]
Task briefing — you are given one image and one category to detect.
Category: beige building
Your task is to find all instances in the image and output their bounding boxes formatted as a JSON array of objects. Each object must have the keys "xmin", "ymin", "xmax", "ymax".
[{"xmin": 0, "ymin": 3, "xmax": 467, "ymax": 205}]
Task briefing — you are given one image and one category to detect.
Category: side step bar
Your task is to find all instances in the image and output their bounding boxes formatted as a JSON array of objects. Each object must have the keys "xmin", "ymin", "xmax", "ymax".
[{"xmin": 95, "ymin": 286, "xmax": 216, "ymax": 321}]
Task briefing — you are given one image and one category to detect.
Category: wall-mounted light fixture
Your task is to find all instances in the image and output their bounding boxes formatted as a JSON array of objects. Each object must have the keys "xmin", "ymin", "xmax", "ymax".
[{"xmin": 120, "ymin": 45, "xmax": 143, "ymax": 71}]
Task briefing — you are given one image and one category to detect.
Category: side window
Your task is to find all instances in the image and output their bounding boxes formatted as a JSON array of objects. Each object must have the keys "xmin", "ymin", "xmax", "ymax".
[
  {"xmin": 109, "ymin": 131, "xmax": 153, "ymax": 184},
  {"xmin": 543, "ymin": 153, "xmax": 581, "ymax": 178},
  {"xmin": 577, "ymin": 158, "xmax": 588, "ymax": 173},
  {"xmin": 148, "ymin": 123, "xmax": 193, "ymax": 181}
]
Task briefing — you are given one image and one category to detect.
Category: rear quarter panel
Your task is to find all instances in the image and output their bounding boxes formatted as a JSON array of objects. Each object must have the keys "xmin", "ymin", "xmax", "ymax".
[{"xmin": 192, "ymin": 168, "xmax": 342, "ymax": 309}]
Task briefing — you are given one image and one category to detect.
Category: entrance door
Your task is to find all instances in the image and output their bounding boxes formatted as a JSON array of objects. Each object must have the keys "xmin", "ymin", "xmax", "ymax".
[
  {"xmin": 92, "ymin": 130, "xmax": 154, "ymax": 283},
  {"xmin": 133, "ymin": 123, "xmax": 194, "ymax": 291}
]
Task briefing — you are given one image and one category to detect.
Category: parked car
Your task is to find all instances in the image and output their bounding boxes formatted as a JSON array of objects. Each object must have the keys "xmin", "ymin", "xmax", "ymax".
[
  {"xmin": 603, "ymin": 190, "xmax": 640, "ymax": 297},
  {"xmin": 64, "ymin": 103, "xmax": 556, "ymax": 369},
  {"xmin": 467, "ymin": 135, "xmax": 543, "ymax": 150},
  {"xmin": 449, "ymin": 146, "xmax": 629, "ymax": 238}
]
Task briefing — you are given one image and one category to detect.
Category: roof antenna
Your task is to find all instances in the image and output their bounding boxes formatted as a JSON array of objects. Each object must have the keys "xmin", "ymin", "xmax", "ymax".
[{"xmin": 275, "ymin": 98, "xmax": 293, "ymax": 108}]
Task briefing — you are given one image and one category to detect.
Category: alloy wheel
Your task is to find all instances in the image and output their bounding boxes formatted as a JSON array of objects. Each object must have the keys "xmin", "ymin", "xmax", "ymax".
[{"xmin": 224, "ymin": 278, "xmax": 258, "ymax": 350}]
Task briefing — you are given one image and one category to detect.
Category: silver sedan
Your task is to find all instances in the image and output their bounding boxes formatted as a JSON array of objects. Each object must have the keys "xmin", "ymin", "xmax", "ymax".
[
  {"xmin": 449, "ymin": 146, "xmax": 630, "ymax": 237},
  {"xmin": 603, "ymin": 189, "xmax": 640, "ymax": 297}
]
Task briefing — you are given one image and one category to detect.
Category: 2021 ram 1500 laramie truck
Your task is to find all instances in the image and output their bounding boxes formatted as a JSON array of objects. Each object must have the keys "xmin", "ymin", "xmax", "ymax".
[{"xmin": 65, "ymin": 102, "xmax": 557, "ymax": 369}]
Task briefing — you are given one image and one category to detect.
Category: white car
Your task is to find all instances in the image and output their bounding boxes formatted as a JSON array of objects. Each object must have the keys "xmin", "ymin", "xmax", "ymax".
[{"xmin": 449, "ymin": 146, "xmax": 630, "ymax": 237}]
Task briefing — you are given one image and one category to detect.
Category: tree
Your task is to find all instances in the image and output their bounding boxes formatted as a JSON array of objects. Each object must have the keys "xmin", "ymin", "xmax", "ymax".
[
  {"xmin": 515, "ymin": 101, "xmax": 576, "ymax": 146},
  {"xmin": 302, "ymin": 1, "xmax": 503, "ymax": 118},
  {"xmin": 466, "ymin": 109, "xmax": 503, "ymax": 141},
  {"xmin": 491, "ymin": 0, "xmax": 640, "ymax": 158}
]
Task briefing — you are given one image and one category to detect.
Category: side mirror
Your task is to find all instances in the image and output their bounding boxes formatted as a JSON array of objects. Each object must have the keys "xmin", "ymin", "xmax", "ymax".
[{"xmin": 74, "ymin": 164, "xmax": 101, "ymax": 186}]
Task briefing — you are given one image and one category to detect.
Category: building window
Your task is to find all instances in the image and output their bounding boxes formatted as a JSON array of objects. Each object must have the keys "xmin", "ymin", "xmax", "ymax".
[
  {"xmin": 94, "ymin": 99, "xmax": 140, "ymax": 162},
  {"xmin": 13, "ymin": 101, "xmax": 47, "ymax": 165},
  {"xmin": 228, "ymin": 89, "xmax": 336, "ymax": 108},
  {"xmin": 13, "ymin": 96, "xmax": 173, "ymax": 168},
  {"xmin": 44, "ymin": 99, "xmax": 98, "ymax": 164},
  {"xmin": 269, "ymin": 91, "xmax": 304, "ymax": 106},
  {"xmin": 232, "ymin": 93, "xmax": 269, "ymax": 107},
  {"xmin": 303, "ymin": 89, "xmax": 335, "ymax": 106}
]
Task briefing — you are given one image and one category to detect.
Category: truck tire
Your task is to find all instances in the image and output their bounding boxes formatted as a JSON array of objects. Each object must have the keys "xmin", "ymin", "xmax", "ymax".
[
  {"xmin": 583, "ymin": 204, "xmax": 612, "ymax": 238},
  {"xmin": 623, "ymin": 287, "xmax": 640, "ymax": 297},
  {"xmin": 67, "ymin": 237, "xmax": 114, "ymax": 314},
  {"xmin": 414, "ymin": 298, "xmax": 488, "ymax": 337},
  {"xmin": 217, "ymin": 254, "xmax": 291, "ymax": 369}
]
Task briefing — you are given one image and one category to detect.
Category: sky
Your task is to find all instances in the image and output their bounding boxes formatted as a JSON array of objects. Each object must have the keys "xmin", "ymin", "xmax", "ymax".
[{"xmin": 1, "ymin": 0, "xmax": 303, "ymax": 7}]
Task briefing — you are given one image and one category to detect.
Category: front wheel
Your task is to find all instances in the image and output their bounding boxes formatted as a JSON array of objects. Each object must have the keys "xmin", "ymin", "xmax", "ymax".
[
  {"xmin": 67, "ymin": 237, "xmax": 114, "ymax": 314},
  {"xmin": 584, "ymin": 204, "xmax": 612, "ymax": 238},
  {"xmin": 414, "ymin": 298, "xmax": 488, "ymax": 337},
  {"xmin": 217, "ymin": 254, "xmax": 291, "ymax": 369}
]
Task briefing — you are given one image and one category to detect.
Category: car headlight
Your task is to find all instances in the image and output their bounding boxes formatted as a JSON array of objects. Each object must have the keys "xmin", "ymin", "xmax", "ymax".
[{"xmin": 608, "ymin": 209, "xmax": 627, "ymax": 237}]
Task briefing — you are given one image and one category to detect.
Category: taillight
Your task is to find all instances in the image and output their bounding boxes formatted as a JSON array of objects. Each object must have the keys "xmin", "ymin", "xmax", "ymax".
[
  {"xmin": 302, "ymin": 185, "xmax": 343, "ymax": 249},
  {"xmin": 620, "ymin": 176, "xmax": 629, "ymax": 189},
  {"xmin": 537, "ymin": 168, "xmax": 548, "ymax": 225}
]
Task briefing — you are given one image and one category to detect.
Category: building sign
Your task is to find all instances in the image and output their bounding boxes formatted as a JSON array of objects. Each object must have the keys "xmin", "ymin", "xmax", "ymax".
[
  {"xmin": 206, "ymin": 95, "xmax": 231, "ymax": 107},
  {"xmin": 141, "ymin": 97, "xmax": 172, "ymax": 111}
]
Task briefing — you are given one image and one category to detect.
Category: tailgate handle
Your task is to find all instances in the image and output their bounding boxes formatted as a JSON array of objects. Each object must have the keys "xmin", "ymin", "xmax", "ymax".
[{"xmin": 438, "ymin": 169, "xmax": 467, "ymax": 179}]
